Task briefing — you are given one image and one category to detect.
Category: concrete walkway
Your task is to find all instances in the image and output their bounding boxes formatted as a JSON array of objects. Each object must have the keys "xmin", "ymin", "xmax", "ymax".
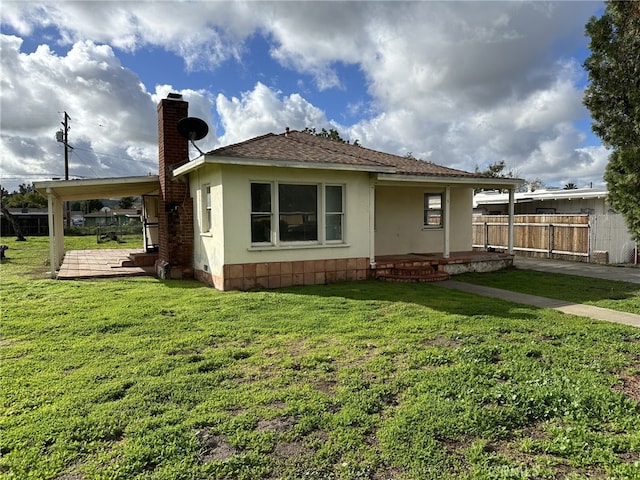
[
  {"xmin": 437, "ymin": 280, "xmax": 640, "ymax": 328},
  {"xmin": 513, "ymin": 257, "xmax": 640, "ymax": 284},
  {"xmin": 438, "ymin": 257, "xmax": 640, "ymax": 327}
]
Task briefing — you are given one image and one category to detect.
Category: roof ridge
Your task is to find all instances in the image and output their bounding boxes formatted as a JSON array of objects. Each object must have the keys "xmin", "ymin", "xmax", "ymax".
[
  {"xmin": 207, "ymin": 132, "xmax": 276, "ymax": 154},
  {"xmin": 285, "ymin": 130, "xmax": 475, "ymax": 176},
  {"xmin": 283, "ymin": 131, "xmax": 396, "ymax": 169}
]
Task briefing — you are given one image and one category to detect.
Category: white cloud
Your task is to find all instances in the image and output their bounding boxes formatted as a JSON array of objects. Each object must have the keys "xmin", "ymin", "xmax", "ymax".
[
  {"xmin": 1, "ymin": 1, "xmax": 608, "ymax": 192},
  {"xmin": 216, "ymin": 82, "xmax": 326, "ymax": 145},
  {"xmin": 0, "ymin": 34, "xmax": 158, "ymax": 190}
]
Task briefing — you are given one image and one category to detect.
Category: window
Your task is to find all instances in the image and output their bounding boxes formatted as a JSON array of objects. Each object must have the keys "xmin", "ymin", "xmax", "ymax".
[
  {"xmin": 279, "ymin": 184, "xmax": 318, "ymax": 242},
  {"xmin": 250, "ymin": 182, "xmax": 345, "ymax": 246},
  {"xmin": 325, "ymin": 185, "xmax": 343, "ymax": 241},
  {"xmin": 251, "ymin": 183, "xmax": 272, "ymax": 243},
  {"xmin": 424, "ymin": 193, "xmax": 443, "ymax": 227},
  {"xmin": 203, "ymin": 185, "xmax": 212, "ymax": 232}
]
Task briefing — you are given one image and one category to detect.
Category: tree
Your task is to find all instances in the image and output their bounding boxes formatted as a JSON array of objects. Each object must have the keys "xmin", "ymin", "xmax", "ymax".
[
  {"xmin": 82, "ymin": 199, "xmax": 104, "ymax": 214},
  {"xmin": 563, "ymin": 183, "xmax": 578, "ymax": 190},
  {"xmin": 474, "ymin": 161, "xmax": 514, "ymax": 193},
  {"xmin": 118, "ymin": 197, "xmax": 136, "ymax": 209},
  {"xmin": 584, "ymin": 1, "xmax": 640, "ymax": 239},
  {"xmin": 603, "ymin": 147, "xmax": 640, "ymax": 240},
  {"xmin": 302, "ymin": 127, "xmax": 360, "ymax": 145},
  {"xmin": 0, "ymin": 187, "xmax": 26, "ymax": 241},
  {"xmin": 3, "ymin": 183, "xmax": 47, "ymax": 209}
]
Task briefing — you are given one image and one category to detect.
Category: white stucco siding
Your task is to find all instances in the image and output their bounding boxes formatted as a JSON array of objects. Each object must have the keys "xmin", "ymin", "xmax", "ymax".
[
  {"xmin": 214, "ymin": 164, "xmax": 372, "ymax": 265},
  {"xmin": 375, "ymin": 185, "xmax": 473, "ymax": 256},
  {"xmin": 191, "ymin": 165, "xmax": 225, "ymax": 277}
]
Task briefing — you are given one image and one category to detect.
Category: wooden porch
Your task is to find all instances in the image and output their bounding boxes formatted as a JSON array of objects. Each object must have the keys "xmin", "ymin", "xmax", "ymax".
[{"xmin": 374, "ymin": 251, "xmax": 514, "ymax": 283}]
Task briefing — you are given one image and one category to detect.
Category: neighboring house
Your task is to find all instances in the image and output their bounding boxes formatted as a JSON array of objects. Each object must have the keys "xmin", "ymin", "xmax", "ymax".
[
  {"xmin": 1, "ymin": 208, "xmax": 49, "ymax": 236},
  {"xmin": 0, "ymin": 208, "xmax": 86, "ymax": 236},
  {"xmin": 473, "ymin": 188, "xmax": 613, "ymax": 215},
  {"xmin": 473, "ymin": 189, "xmax": 637, "ymax": 264},
  {"xmin": 36, "ymin": 94, "xmax": 524, "ymax": 289},
  {"xmin": 82, "ymin": 209, "xmax": 142, "ymax": 227}
]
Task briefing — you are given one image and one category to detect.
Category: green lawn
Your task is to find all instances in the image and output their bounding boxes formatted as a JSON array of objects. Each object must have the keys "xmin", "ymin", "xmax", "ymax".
[
  {"xmin": 455, "ymin": 268, "xmax": 640, "ymax": 316},
  {"xmin": 1, "ymin": 237, "xmax": 640, "ymax": 479}
]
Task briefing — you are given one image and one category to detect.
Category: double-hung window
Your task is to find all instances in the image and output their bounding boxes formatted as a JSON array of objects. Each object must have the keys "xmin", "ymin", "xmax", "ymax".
[
  {"xmin": 251, "ymin": 183, "xmax": 272, "ymax": 243},
  {"xmin": 203, "ymin": 185, "xmax": 212, "ymax": 232},
  {"xmin": 325, "ymin": 185, "xmax": 343, "ymax": 242},
  {"xmin": 424, "ymin": 193, "xmax": 443, "ymax": 227},
  {"xmin": 250, "ymin": 182, "xmax": 344, "ymax": 245}
]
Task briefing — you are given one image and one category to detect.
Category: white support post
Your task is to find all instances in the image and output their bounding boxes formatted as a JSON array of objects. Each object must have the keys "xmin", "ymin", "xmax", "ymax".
[
  {"xmin": 443, "ymin": 186, "xmax": 451, "ymax": 258},
  {"xmin": 369, "ymin": 174, "xmax": 376, "ymax": 268},
  {"xmin": 508, "ymin": 188, "xmax": 515, "ymax": 255},
  {"xmin": 47, "ymin": 190, "xmax": 56, "ymax": 278}
]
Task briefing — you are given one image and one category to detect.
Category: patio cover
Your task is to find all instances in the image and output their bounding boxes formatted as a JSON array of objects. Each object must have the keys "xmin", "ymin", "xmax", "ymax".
[{"xmin": 35, "ymin": 176, "xmax": 160, "ymax": 278}]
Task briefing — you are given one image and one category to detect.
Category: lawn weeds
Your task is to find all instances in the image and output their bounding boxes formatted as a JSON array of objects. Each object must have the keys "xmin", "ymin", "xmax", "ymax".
[{"xmin": 1, "ymin": 237, "xmax": 639, "ymax": 479}]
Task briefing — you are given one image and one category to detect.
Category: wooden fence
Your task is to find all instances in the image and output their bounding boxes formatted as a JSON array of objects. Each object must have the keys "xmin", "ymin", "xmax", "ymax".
[{"xmin": 472, "ymin": 214, "xmax": 590, "ymax": 260}]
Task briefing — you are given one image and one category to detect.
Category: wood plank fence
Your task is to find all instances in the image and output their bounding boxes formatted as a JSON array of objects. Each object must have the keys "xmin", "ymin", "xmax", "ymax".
[
  {"xmin": 473, "ymin": 213, "xmax": 636, "ymax": 263},
  {"xmin": 473, "ymin": 214, "xmax": 590, "ymax": 260}
]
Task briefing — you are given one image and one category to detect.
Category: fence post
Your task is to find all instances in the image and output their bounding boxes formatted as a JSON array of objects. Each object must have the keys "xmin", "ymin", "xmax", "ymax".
[
  {"xmin": 484, "ymin": 221, "xmax": 489, "ymax": 250},
  {"xmin": 548, "ymin": 223, "xmax": 554, "ymax": 258}
]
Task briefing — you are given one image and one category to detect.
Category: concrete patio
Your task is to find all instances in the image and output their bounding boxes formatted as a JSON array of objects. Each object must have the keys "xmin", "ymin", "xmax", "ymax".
[{"xmin": 56, "ymin": 249, "xmax": 156, "ymax": 280}]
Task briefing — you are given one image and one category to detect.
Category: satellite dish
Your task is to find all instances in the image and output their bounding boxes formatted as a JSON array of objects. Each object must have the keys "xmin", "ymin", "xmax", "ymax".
[{"xmin": 177, "ymin": 117, "xmax": 209, "ymax": 156}]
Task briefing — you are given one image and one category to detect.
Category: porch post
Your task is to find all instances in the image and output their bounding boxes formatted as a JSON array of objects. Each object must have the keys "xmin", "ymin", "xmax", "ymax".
[
  {"xmin": 369, "ymin": 174, "xmax": 376, "ymax": 268},
  {"xmin": 443, "ymin": 186, "xmax": 451, "ymax": 258},
  {"xmin": 46, "ymin": 189, "xmax": 64, "ymax": 278},
  {"xmin": 47, "ymin": 190, "xmax": 56, "ymax": 278},
  {"xmin": 508, "ymin": 188, "xmax": 515, "ymax": 255}
]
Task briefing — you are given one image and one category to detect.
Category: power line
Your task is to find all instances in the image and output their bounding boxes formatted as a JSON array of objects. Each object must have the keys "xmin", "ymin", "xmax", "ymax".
[{"xmin": 72, "ymin": 146, "xmax": 157, "ymax": 168}]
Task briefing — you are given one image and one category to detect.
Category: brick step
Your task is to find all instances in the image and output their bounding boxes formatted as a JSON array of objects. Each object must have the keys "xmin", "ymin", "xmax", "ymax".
[
  {"xmin": 378, "ymin": 271, "xmax": 451, "ymax": 283},
  {"xmin": 390, "ymin": 265, "xmax": 437, "ymax": 276},
  {"xmin": 121, "ymin": 253, "xmax": 159, "ymax": 267}
]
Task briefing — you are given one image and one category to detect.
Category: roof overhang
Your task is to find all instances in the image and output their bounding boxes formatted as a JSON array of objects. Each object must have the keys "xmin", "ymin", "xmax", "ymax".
[
  {"xmin": 474, "ymin": 189, "xmax": 609, "ymax": 207},
  {"xmin": 34, "ymin": 176, "xmax": 160, "ymax": 201},
  {"xmin": 375, "ymin": 173, "xmax": 525, "ymax": 189},
  {"xmin": 173, "ymin": 155, "xmax": 397, "ymax": 177}
]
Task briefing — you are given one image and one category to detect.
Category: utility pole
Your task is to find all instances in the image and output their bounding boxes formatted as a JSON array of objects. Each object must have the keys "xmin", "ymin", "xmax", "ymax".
[{"xmin": 56, "ymin": 112, "xmax": 72, "ymax": 228}]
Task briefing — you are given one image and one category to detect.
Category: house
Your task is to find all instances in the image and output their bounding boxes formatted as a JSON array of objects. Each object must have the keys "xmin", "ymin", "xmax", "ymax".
[
  {"xmin": 1, "ymin": 208, "xmax": 50, "ymax": 236},
  {"xmin": 473, "ymin": 188, "xmax": 613, "ymax": 215},
  {"xmin": 473, "ymin": 189, "xmax": 636, "ymax": 264},
  {"xmin": 36, "ymin": 93, "xmax": 524, "ymax": 289},
  {"xmin": 82, "ymin": 208, "xmax": 143, "ymax": 227}
]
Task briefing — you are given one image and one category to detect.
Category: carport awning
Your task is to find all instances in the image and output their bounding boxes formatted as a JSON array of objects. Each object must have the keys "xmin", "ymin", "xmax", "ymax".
[
  {"xmin": 34, "ymin": 176, "xmax": 160, "ymax": 201},
  {"xmin": 34, "ymin": 176, "xmax": 160, "ymax": 279}
]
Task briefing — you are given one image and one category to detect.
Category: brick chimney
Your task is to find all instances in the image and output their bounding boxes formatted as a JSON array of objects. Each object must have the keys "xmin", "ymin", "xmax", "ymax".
[{"xmin": 155, "ymin": 93, "xmax": 194, "ymax": 279}]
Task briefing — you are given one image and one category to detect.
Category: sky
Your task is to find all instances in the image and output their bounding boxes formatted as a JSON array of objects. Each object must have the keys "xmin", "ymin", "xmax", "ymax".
[{"xmin": 0, "ymin": 1, "xmax": 609, "ymax": 194}]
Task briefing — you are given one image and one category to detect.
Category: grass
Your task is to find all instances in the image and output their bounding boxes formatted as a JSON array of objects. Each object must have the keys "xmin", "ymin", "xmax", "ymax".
[
  {"xmin": 1, "ymin": 236, "xmax": 640, "ymax": 479},
  {"xmin": 455, "ymin": 268, "xmax": 640, "ymax": 316}
]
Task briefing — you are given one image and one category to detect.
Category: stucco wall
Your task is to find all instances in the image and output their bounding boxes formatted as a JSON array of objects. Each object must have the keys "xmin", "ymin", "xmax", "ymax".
[
  {"xmin": 375, "ymin": 185, "xmax": 473, "ymax": 256},
  {"xmin": 191, "ymin": 164, "xmax": 373, "ymax": 278},
  {"xmin": 192, "ymin": 165, "xmax": 225, "ymax": 282}
]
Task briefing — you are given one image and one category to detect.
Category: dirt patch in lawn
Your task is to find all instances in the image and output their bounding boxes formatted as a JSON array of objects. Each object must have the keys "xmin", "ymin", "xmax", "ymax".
[
  {"xmin": 195, "ymin": 429, "xmax": 236, "ymax": 463},
  {"xmin": 614, "ymin": 372, "xmax": 640, "ymax": 402}
]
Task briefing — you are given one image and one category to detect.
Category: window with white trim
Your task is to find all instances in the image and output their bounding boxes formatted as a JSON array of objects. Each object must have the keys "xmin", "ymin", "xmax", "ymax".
[
  {"xmin": 325, "ymin": 185, "xmax": 343, "ymax": 241},
  {"xmin": 279, "ymin": 184, "xmax": 318, "ymax": 242},
  {"xmin": 203, "ymin": 185, "xmax": 212, "ymax": 232},
  {"xmin": 424, "ymin": 193, "xmax": 443, "ymax": 227},
  {"xmin": 251, "ymin": 183, "xmax": 272, "ymax": 243},
  {"xmin": 250, "ymin": 182, "xmax": 345, "ymax": 245}
]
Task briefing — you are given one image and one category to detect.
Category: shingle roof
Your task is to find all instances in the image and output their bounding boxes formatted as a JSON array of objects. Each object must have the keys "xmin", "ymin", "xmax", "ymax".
[{"xmin": 206, "ymin": 130, "xmax": 479, "ymax": 178}]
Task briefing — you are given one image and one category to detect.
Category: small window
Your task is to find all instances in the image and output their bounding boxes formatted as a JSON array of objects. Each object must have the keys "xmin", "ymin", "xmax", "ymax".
[
  {"xmin": 251, "ymin": 183, "xmax": 272, "ymax": 243},
  {"xmin": 203, "ymin": 185, "xmax": 212, "ymax": 232},
  {"xmin": 424, "ymin": 193, "xmax": 443, "ymax": 227},
  {"xmin": 279, "ymin": 184, "xmax": 318, "ymax": 242},
  {"xmin": 325, "ymin": 185, "xmax": 343, "ymax": 241}
]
